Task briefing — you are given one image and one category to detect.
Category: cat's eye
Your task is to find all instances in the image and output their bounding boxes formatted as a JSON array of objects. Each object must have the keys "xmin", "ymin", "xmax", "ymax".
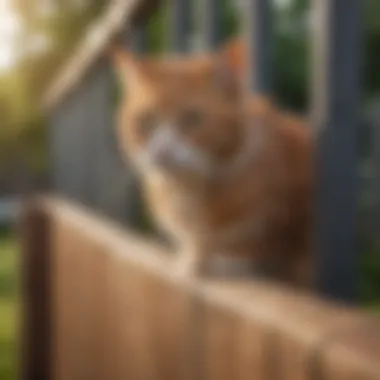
[
  {"xmin": 138, "ymin": 111, "xmax": 156, "ymax": 134},
  {"xmin": 181, "ymin": 109, "xmax": 204, "ymax": 130}
]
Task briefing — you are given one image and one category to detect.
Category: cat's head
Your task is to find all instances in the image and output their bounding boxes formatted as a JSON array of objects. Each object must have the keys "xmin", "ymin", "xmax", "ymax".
[{"xmin": 110, "ymin": 46, "xmax": 248, "ymax": 183}]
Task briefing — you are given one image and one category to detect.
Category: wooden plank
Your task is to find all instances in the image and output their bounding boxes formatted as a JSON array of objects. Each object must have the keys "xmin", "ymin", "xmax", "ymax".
[
  {"xmin": 52, "ymin": 221, "xmax": 89, "ymax": 380},
  {"xmin": 107, "ymin": 256, "xmax": 195, "ymax": 380},
  {"xmin": 20, "ymin": 201, "xmax": 51, "ymax": 380},
  {"xmin": 147, "ymin": 277, "xmax": 195, "ymax": 380},
  {"xmin": 102, "ymin": 256, "xmax": 137, "ymax": 380},
  {"xmin": 235, "ymin": 319, "xmax": 269, "ymax": 380},
  {"xmin": 197, "ymin": 281, "xmax": 370, "ymax": 380},
  {"xmin": 311, "ymin": 0, "xmax": 363, "ymax": 301},
  {"xmin": 321, "ymin": 319, "xmax": 380, "ymax": 380},
  {"xmin": 202, "ymin": 305, "xmax": 238, "ymax": 380},
  {"xmin": 113, "ymin": 260, "xmax": 158, "ymax": 379},
  {"xmin": 52, "ymin": 217, "xmax": 112, "ymax": 380},
  {"xmin": 200, "ymin": 298, "xmax": 270, "ymax": 380}
]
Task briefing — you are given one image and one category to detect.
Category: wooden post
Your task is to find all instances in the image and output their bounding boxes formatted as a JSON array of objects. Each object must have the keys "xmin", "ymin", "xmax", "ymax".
[
  {"xmin": 20, "ymin": 200, "xmax": 51, "ymax": 380},
  {"xmin": 169, "ymin": 0, "xmax": 191, "ymax": 52},
  {"xmin": 244, "ymin": 0, "xmax": 273, "ymax": 95},
  {"xmin": 311, "ymin": 0, "xmax": 363, "ymax": 301}
]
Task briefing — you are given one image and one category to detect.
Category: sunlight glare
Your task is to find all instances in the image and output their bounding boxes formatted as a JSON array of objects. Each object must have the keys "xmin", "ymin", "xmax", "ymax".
[{"xmin": 0, "ymin": 0, "xmax": 21, "ymax": 70}]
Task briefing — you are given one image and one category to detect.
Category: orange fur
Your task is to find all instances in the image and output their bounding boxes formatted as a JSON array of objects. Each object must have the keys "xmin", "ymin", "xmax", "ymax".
[
  {"xmin": 110, "ymin": 43, "xmax": 313, "ymax": 287},
  {"xmin": 221, "ymin": 37, "xmax": 248, "ymax": 80}
]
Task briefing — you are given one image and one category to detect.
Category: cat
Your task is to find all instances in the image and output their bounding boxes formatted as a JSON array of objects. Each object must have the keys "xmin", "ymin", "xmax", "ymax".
[{"xmin": 109, "ymin": 42, "xmax": 313, "ymax": 288}]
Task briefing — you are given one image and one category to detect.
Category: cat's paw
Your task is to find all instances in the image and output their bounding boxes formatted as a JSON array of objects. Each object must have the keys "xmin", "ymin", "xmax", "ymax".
[{"xmin": 174, "ymin": 257, "xmax": 205, "ymax": 278}]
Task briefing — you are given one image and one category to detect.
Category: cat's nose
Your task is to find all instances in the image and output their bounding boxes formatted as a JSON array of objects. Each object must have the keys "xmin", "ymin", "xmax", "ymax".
[
  {"xmin": 148, "ymin": 126, "xmax": 177, "ymax": 168},
  {"xmin": 151, "ymin": 147, "xmax": 173, "ymax": 168}
]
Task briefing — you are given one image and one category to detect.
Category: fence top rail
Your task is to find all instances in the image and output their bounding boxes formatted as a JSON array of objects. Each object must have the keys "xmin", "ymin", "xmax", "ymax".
[
  {"xmin": 25, "ymin": 196, "xmax": 380, "ymax": 363},
  {"xmin": 42, "ymin": 0, "xmax": 157, "ymax": 112}
]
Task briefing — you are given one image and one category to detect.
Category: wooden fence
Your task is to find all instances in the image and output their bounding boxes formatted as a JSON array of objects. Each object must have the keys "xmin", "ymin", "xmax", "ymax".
[{"xmin": 21, "ymin": 197, "xmax": 380, "ymax": 380}]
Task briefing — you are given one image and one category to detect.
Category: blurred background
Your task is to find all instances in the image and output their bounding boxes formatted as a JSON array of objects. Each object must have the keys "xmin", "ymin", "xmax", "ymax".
[{"xmin": 0, "ymin": 0, "xmax": 380, "ymax": 378}]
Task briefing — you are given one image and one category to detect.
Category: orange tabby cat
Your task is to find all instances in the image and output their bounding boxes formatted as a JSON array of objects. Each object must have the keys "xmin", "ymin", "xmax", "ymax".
[{"xmin": 110, "ymin": 44, "xmax": 312, "ymax": 287}]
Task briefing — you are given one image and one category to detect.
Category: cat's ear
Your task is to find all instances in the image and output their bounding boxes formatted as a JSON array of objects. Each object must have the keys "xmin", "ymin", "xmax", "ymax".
[
  {"xmin": 220, "ymin": 38, "xmax": 247, "ymax": 81},
  {"xmin": 107, "ymin": 43, "xmax": 144, "ymax": 89},
  {"xmin": 212, "ymin": 52, "xmax": 243, "ymax": 97}
]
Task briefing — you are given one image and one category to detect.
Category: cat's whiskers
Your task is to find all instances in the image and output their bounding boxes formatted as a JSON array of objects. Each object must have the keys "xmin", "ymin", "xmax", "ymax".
[{"xmin": 138, "ymin": 124, "xmax": 213, "ymax": 177}]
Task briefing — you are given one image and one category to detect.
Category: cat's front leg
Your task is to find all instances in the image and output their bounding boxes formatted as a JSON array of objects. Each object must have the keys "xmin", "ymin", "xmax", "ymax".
[{"xmin": 175, "ymin": 241, "xmax": 209, "ymax": 278}]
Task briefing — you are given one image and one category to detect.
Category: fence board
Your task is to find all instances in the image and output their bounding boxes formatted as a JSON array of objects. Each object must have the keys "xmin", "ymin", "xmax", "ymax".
[
  {"xmin": 53, "ymin": 221, "xmax": 94, "ymax": 380},
  {"xmin": 106, "ymin": 258, "xmax": 197, "ymax": 380},
  {"xmin": 235, "ymin": 319, "xmax": 268, "ymax": 380},
  {"xmin": 142, "ymin": 276, "xmax": 193, "ymax": 380},
  {"xmin": 202, "ymin": 306, "xmax": 238, "ymax": 380},
  {"xmin": 321, "ymin": 320, "xmax": 380, "ymax": 380}
]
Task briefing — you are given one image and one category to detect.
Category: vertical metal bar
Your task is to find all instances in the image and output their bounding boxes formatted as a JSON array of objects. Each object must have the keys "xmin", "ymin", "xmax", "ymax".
[
  {"xmin": 170, "ymin": 0, "xmax": 191, "ymax": 52},
  {"xmin": 311, "ymin": 0, "xmax": 363, "ymax": 301},
  {"xmin": 203, "ymin": 0, "xmax": 222, "ymax": 50},
  {"xmin": 244, "ymin": 0, "xmax": 273, "ymax": 94}
]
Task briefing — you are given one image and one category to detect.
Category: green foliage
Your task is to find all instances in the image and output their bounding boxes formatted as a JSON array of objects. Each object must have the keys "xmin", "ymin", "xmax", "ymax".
[
  {"xmin": 220, "ymin": 0, "xmax": 239, "ymax": 39},
  {"xmin": 0, "ymin": 0, "xmax": 107, "ymax": 146},
  {"xmin": 0, "ymin": 229, "xmax": 19, "ymax": 380},
  {"xmin": 146, "ymin": 6, "xmax": 166, "ymax": 53},
  {"xmin": 360, "ymin": 241, "xmax": 380, "ymax": 305}
]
